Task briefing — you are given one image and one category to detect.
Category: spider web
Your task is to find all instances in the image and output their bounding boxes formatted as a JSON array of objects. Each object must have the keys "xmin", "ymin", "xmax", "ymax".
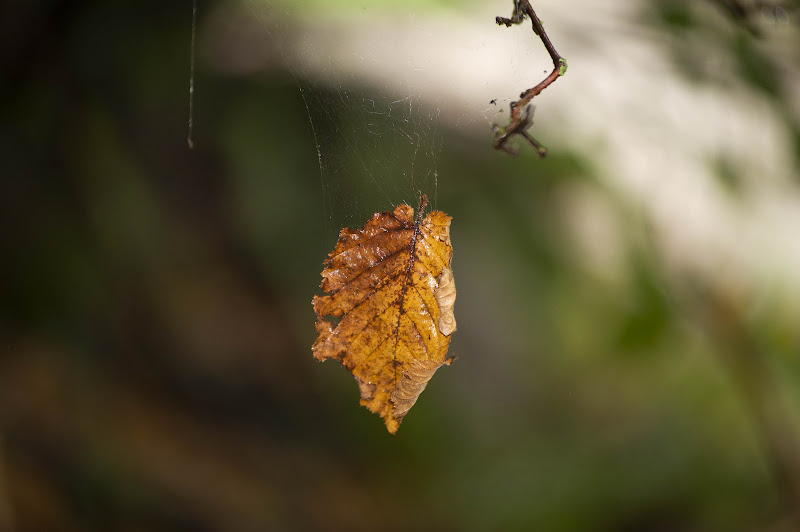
[
  {"xmin": 299, "ymin": 82, "xmax": 444, "ymax": 240},
  {"xmin": 204, "ymin": 0, "xmax": 528, "ymax": 243},
  {"xmin": 232, "ymin": 1, "xmax": 462, "ymax": 242}
]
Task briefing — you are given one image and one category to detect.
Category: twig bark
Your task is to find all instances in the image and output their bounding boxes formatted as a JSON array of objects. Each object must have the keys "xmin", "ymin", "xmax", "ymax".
[{"xmin": 494, "ymin": 0, "xmax": 567, "ymax": 157}]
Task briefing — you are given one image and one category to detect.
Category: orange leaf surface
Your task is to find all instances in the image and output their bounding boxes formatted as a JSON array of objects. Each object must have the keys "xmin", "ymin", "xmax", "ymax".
[{"xmin": 312, "ymin": 195, "xmax": 456, "ymax": 434}]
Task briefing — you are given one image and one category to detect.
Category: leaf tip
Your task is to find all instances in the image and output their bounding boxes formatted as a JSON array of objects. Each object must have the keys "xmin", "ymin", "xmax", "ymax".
[{"xmin": 312, "ymin": 319, "xmax": 334, "ymax": 360}]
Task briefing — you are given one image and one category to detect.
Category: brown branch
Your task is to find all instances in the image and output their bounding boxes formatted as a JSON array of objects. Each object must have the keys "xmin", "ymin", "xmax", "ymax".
[{"xmin": 493, "ymin": 0, "xmax": 567, "ymax": 157}]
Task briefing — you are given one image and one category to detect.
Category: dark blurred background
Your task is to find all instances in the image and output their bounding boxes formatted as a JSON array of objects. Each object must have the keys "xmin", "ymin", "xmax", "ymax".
[{"xmin": 2, "ymin": 0, "xmax": 800, "ymax": 530}]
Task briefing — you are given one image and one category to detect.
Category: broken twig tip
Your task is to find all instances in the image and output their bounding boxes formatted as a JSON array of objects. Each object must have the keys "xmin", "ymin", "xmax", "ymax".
[{"xmin": 558, "ymin": 58, "xmax": 568, "ymax": 76}]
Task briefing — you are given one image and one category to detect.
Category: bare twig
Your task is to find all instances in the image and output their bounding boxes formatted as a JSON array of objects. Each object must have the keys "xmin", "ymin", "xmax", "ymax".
[{"xmin": 493, "ymin": 0, "xmax": 567, "ymax": 157}]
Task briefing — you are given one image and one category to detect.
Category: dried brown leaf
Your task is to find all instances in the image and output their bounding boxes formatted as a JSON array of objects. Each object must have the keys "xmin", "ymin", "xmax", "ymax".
[{"xmin": 312, "ymin": 195, "xmax": 456, "ymax": 434}]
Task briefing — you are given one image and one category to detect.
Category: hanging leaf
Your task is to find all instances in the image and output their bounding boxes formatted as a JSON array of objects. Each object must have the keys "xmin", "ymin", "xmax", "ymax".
[{"xmin": 312, "ymin": 195, "xmax": 456, "ymax": 434}]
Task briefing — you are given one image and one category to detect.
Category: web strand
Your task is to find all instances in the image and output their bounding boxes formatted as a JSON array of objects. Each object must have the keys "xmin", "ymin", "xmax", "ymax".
[
  {"xmin": 236, "ymin": 1, "xmax": 444, "ymax": 233},
  {"xmin": 187, "ymin": 0, "xmax": 197, "ymax": 149}
]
